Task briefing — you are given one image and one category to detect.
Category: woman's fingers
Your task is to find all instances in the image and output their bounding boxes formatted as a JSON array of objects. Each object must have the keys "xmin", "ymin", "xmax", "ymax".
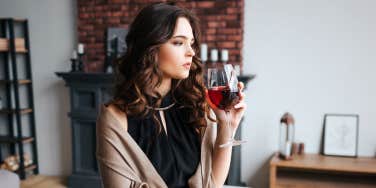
[
  {"xmin": 238, "ymin": 81, "xmax": 244, "ymax": 92},
  {"xmin": 234, "ymin": 101, "xmax": 246, "ymax": 109},
  {"xmin": 235, "ymin": 82, "xmax": 246, "ymax": 110}
]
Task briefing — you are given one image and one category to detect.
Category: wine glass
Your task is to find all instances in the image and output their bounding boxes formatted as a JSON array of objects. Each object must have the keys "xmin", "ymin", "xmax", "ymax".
[{"xmin": 207, "ymin": 64, "xmax": 246, "ymax": 147}]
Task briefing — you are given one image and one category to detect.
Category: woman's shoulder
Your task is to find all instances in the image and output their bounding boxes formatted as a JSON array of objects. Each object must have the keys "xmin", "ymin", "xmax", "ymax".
[{"xmin": 98, "ymin": 101, "xmax": 128, "ymax": 130}]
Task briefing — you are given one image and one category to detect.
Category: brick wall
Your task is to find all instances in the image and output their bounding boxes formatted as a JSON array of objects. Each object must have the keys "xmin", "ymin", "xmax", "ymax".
[{"xmin": 77, "ymin": 0, "xmax": 244, "ymax": 72}]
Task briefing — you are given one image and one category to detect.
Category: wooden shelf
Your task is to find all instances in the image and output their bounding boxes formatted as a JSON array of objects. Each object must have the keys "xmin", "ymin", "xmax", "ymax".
[
  {"xmin": 0, "ymin": 18, "xmax": 27, "ymax": 22},
  {"xmin": 0, "ymin": 38, "xmax": 27, "ymax": 53},
  {"xmin": 276, "ymin": 172, "xmax": 376, "ymax": 188},
  {"xmin": 15, "ymin": 164, "xmax": 37, "ymax": 174},
  {"xmin": 270, "ymin": 153, "xmax": 376, "ymax": 174},
  {"xmin": 0, "ymin": 47, "xmax": 28, "ymax": 53},
  {"xmin": 0, "ymin": 136, "xmax": 34, "ymax": 144},
  {"xmin": 270, "ymin": 153, "xmax": 376, "ymax": 188},
  {"xmin": 0, "ymin": 108, "xmax": 33, "ymax": 114},
  {"xmin": 0, "ymin": 79, "xmax": 32, "ymax": 85}
]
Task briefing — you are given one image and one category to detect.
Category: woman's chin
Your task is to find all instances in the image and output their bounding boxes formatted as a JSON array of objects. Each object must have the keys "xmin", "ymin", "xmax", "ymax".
[{"xmin": 172, "ymin": 72, "xmax": 190, "ymax": 80}]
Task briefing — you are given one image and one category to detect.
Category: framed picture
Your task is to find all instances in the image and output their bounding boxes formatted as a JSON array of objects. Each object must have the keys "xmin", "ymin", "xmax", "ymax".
[
  {"xmin": 104, "ymin": 27, "xmax": 128, "ymax": 73},
  {"xmin": 323, "ymin": 114, "xmax": 359, "ymax": 157}
]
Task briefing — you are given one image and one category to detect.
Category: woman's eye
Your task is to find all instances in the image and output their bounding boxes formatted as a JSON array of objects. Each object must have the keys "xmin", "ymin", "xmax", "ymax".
[{"xmin": 173, "ymin": 41, "xmax": 183, "ymax": 46}]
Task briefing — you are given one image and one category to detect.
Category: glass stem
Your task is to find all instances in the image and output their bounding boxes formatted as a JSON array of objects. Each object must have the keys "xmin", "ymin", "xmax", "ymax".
[
  {"xmin": 226, "ymin": 111, "xmax": 234, "ymax": 141},
  {"xmin": 219, "ymin": 111, "xmax": 240, "ymax": 148}
]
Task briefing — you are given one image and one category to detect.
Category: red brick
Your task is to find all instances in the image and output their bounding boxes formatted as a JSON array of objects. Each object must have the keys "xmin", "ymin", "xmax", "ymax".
[
  {"xmin": 78, "ymin": 32, "xmax": 87, "ymax": 38},
  {"xmin": 226, "ymin": 21, "xmax": 240, "ymax": 28},
  {"xmin": 88, "ymin": 37, "xmax": 96, "ymax": 43},
  {"xmin": 95, "ymin": 12, "xmax": 103, "ymax": 17},
  {"xmin": 206, "ymin": 35, "xmax": 215, "ymax": 41},
  {"xmin": 112, "ymin": 12, "xmax": 123, "ymax": 17},
  {"xmin": 122, "ymin": 12, "xmax": 129, "ymax": 17},
  {"xmin": 109, "ymin": 0, "xmax": 124, "ymax": 3},
  {"xmin": 197, "ymin": 1, "xmax": 215, "ymax": 8},
  {"xmin": 218, "ymin": 42, "xmax": 236, "ymax": 48},
  {"xmin": 93, "ymin": 43, "xmax": 104, "ymax": 49},
  {"xmin": 79, "ymin": 13, "xmax": 89, "ymax": 19},
  {"xmin": 229, "ymin": 49, "xmax": 240, "ymax": 55},
  {"xmin": 95, "ymin": 19, "xmax": 104, "ymax": 24},
  {"xmin": 227, "ymin": 35, "xmax": 242, "ymax": 41},
  {"xmin": 80, "ymin": 25, "xmax": 94, "ymax": 30},
  {"xmin": 227, "ymin": 2, "xmax": 237, "ymax": 7},
  {"xmin": 227, "ymin": 8, "xmax": 240, "ymax": 14},
  {"xmin": 108, "ymin": 18, "xmax": 121, "ymax": 24},
  {"xmin": 85, "ymin": 6, "xmax": 94, "ymax": 12},
  {"xmin": 218, "ymin": 28, "xmax": 241, "ymax": 35},
  {"xmin": 238, "ymin": 0, "xmax": 244, "ymax": 7},
  {"xmin": 204, "ymin": 15, "xmax": 219, "ymax": 21},
  {"xmin": 121, "ymin": 5, "xmax": 128, "ymax": 10},
  {"xmin": 222, "ymin": 15, "xmax": 238, "ymax": 20},
  {"xmin": 237, "ymin": 42, "xmax": 243, "ymax": 48},
  {"xmin": 187, "ymin": 2, "xmax": 197, "ymax": 8},
  {"xmin": 229, "ymin": 56, "xmax": 236, "ymax": 62},
  {"xmin": 205, "ymin": 29, "xmax": 216, "ymax": 34},
  {"xmin": 95, "ymin": 6, "xmax": 103, "ymax": 11},
  {"xmin": 217, "ymin": 35, "xmax": 227, "ymax": 40},
  {"xmin": 207, "ymin": 21, "xmax": 226, "ymax": 28},
  {"xmin": 85, "ymin": 62, "xmax": 96, "ymax": 73}
]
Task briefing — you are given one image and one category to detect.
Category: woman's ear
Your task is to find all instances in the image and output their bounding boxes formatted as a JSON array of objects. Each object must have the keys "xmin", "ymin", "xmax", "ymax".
[
  {"xmin": 155, "ymin": 53, "xmax": 159, "ymax": 64},
  {"xmin": 152, "ymin": 46, "xmax": 159, "ymax": 65}
]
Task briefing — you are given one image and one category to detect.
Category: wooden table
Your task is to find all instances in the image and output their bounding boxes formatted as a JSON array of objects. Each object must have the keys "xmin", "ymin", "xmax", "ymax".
[{"xmin": 269, "ymin": 153, "xmax": 376, "ymax": 188}]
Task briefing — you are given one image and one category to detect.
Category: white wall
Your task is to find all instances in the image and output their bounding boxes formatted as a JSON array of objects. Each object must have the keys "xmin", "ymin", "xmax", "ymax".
[
  {"xmin": 242, "ymin": 0, "xmax": 376, "ymax": 187},
  {"xmin": 0, "ymin": 0, "xmax": 76, "ymax": 175}
]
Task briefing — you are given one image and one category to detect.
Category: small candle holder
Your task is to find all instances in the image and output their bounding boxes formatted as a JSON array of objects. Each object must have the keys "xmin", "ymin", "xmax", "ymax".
[
  {"xmin": 70, "ymin": 58, "xmax": 78, "ymax": 72},
  {"xmin": 77, "ymin": 53, "xmax": 84, "ymax": 72}
]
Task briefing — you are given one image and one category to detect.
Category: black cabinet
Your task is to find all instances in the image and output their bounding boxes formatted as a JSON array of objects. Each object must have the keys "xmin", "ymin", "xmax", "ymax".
[{"xmin": 56, "ymin": 72, "xmax": 114, "ymax": 188}]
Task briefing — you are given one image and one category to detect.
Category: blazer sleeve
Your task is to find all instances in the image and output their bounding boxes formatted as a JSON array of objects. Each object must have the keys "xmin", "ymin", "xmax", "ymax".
[
  {"xmin": 98, "ymin": 162, "xmax": 147, "ymax": 188},
  {"xmin": 96, "ymin": 107, "xmax": 148, "ymax": 188},
  {"xmin": 188, "ymin": 113, "xmax": 218, "ymax": 188}
]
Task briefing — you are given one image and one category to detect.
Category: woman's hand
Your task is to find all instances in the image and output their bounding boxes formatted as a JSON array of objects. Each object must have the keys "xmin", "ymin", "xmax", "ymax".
[{"xmin": 205, "ymin": 82, "xmax": 247, "ymax": 132}]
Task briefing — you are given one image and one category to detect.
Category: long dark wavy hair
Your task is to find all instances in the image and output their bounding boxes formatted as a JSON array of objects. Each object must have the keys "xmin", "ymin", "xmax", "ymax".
[{"xmin": 111, "ymin": 3, "xmax": 211, "ymax": 131}]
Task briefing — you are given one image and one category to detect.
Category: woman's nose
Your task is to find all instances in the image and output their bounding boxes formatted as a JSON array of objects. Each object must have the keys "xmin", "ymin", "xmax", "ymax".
[{"xmin": 186, "ymin": 44, "xmax": 195, "ymax": 57}]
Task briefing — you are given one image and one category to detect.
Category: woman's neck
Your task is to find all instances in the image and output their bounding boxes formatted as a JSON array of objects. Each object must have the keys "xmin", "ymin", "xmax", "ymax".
[{"xmin": 156, "ymin": 77, "xmax": 171, "ymax": 97}]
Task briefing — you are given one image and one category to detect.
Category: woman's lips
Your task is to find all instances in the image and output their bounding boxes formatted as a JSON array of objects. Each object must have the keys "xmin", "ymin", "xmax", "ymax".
[{"xmin": 183, "ymin": 62, "xmax": 191, "ymax": 69}]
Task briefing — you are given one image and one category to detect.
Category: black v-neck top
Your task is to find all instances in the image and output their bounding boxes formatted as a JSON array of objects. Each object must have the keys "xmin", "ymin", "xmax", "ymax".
[{"xmin": 127, "ymin": 93, "xmax": 201, "ymax": 188}]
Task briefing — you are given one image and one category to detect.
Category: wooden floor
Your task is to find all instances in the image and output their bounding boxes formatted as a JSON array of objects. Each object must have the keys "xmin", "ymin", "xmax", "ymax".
[{"xmin": 21, "ymin": 175, "xmax": 67, "ymax": 188}]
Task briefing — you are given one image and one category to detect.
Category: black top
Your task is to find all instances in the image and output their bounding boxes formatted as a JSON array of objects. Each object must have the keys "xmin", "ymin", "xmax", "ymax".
[{"xmin": 127, "ymin": 93, "xmax": 201, "ymax": 188}]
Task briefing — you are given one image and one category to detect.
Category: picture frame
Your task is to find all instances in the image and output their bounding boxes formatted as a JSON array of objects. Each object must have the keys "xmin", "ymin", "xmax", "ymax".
[
  {"xmin": 323, "ymin": 114, "xmax": 359, "ymax": 157},
  {"xmin": 104, "ymin": 27, "xmax": 128, "ymax": 73}
]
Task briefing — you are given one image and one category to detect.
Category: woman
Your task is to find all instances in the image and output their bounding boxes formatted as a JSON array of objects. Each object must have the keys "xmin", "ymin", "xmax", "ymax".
[{"xmin": 96, "ymin": 2, "xmax": 246, "ymax": 188}]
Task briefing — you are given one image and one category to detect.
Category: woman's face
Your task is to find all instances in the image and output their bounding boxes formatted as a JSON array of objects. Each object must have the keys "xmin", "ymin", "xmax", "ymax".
[{"xmin": 158, "ymin": 17, "xmax": 196, "ymax": 80}]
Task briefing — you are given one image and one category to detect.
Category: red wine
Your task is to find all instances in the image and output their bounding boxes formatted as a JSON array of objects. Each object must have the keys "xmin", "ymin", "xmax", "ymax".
[{"xmin": 208, "ymin": 86, "xmax": 240, "ymax": 111}]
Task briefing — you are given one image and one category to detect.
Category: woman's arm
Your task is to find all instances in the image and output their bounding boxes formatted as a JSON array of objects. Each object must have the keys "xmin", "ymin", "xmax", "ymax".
[{"xmin": 211, "ymin": 120, "xmax": 234, "ymax": 187}]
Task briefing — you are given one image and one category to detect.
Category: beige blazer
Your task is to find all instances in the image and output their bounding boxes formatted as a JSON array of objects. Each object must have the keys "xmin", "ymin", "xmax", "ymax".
[{"xmin": 96, "ymin": 105, "xmax": 218, "ymax": 188}]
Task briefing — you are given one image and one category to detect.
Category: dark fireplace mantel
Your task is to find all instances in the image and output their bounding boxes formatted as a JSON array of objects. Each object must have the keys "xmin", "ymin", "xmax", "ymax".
[
  {"xmin": 56, "ymin": 72, "xmax": 255, "ymax": 187},
  {"xmin": 56, "ymin": 72, "xmax": 114, "ymax": 188}
]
